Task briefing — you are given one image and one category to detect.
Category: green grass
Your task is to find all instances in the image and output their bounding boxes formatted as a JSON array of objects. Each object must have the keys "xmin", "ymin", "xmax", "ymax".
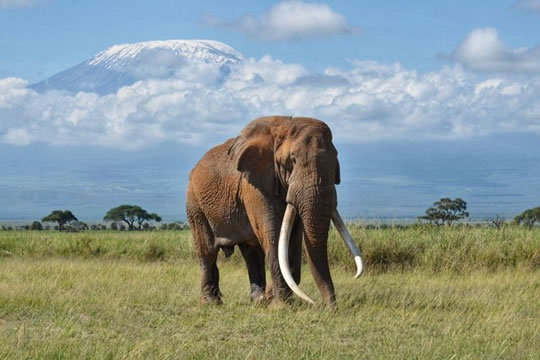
[
  {"xmin": 0, "ymin": 259, "xmax": 538, "ymax": 359},
  {"xmin": 0, "ymin": 226, "xmax": 539, "ymax": 359},
  {"xmin": 1, "ymin": 226, "xmax": 538, "ymax": 272}
]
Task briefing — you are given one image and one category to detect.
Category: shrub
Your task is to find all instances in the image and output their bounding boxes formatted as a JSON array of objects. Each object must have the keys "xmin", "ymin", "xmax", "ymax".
[
  {"xmin": 30, "ymin": 221, "xmax": 43, "ymax": 231},
  {"xmin": 514, "ymin": 207, "xmax": 540, "ymax": 229}
]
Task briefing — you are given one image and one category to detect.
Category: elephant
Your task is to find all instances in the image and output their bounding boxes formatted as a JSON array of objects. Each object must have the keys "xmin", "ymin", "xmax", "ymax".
[{"xmin": 186, "ymin": 116, "xmax": 363, "ymax": 307}]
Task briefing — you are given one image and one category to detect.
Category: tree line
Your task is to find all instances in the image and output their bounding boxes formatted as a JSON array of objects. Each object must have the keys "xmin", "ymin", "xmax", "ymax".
[
  {"xmin": 1, "ymin": 205, "xmax": 187, "ymax": 232},
  {"xmin": 1, "ymin": 200, "xmax": 538, "ymax": 232},
  {"xmin": 417, "ymin": 198, "xmax": 539, "ymax": 229}
]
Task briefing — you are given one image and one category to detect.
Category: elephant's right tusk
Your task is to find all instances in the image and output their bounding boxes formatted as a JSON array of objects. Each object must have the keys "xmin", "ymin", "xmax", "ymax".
[
  {"xmin": 278, "ymin": 204, "xmax": 315, "ymax": 304},
  {"xmin": 332, "ymin": 209, "xmax": 363, "ymax": 279}
]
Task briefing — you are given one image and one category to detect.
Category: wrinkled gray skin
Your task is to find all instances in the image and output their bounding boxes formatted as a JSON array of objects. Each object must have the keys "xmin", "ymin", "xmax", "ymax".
[{"xmin": 186, "ymin": 116, "xmax": 340, "ymax": 306}]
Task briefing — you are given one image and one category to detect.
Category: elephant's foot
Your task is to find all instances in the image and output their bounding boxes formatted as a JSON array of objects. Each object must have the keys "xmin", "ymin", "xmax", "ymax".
[
  {"xmin": 200, "ymin": 294, "xmax": 223, "ymax": 305},
  {"xmin": 200, "ymin": 282, "xmax": 222, "ymax": 305},
  {"xmin": 250, "ymin": 284, "xmax": 267, "ymax": 304},
  {"xmin": 268, "ymin": 298, "xmax": 292, "ymax": 310}
]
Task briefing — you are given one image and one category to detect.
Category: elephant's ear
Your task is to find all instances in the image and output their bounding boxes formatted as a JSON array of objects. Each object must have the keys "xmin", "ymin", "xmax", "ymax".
[
  {"xmin": 235, "ymin": 136, "xmax": 276, "ymax": 191},
  {"xmin": 335, "ymin": 158, "xmax": 341, "ymax": 185}
]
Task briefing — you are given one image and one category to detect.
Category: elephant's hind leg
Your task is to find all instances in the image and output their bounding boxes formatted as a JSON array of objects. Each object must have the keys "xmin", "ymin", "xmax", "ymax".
[
  {"xmin": 238, "ymin": 243, "xmax": 266, "ymax": 303},
  {"xmin": 199, "ymin": 251, "xmax": 221, "ymax": 304},
  {"xmin": 186, "ymin": 196, "xmax": 221, "ymax": 304}
]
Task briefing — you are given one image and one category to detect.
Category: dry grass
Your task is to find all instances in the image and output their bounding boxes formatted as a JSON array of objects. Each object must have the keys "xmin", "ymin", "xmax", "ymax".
[
  {"xmin": 0, "ymin": 258, "xmax": 538, "ymax": 359},
  {"xmin": 0, "ymin": 226, "xmax": 538, "ymax": 359}
]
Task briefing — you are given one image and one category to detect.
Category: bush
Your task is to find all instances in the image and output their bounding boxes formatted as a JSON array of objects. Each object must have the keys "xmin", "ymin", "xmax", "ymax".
[
  {"xmin": 514, "ymin": 207, "xmax": 540, "ymax": 229},
  {"xmin": 142, "ymin": 244, "xmax": 166, "ymax": 261},
  {"xmin": 30, "ymin": 221, "xmax": 43, "ymax": 231},
  {"xmin": 160, "ymin": 222, "xmax": 186, "ymax": 230}
]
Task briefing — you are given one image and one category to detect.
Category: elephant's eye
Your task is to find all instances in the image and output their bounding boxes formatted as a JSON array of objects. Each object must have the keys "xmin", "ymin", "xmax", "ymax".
[{"xmin": 290, "ymin": 155, "xmax": 296, "ymax": 165}]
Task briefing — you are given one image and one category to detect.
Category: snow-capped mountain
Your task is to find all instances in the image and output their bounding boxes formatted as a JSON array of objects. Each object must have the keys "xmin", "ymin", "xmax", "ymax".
[{"xmin": 32, "ymin": 40, "xmax": 244, "ymax": 94}]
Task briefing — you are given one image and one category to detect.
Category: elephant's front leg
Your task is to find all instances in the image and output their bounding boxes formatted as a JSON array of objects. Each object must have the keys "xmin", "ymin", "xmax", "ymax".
[
  {"xmin": 265, "ymin": 237, "xmax": 290, "ymax": 302},
  {"xmin": 244, "ymin": 204, "xmax": 289, "ymax": 302},
  {"xmin": 238, "ymin": 243, "xmax": 266, "ymax": 302},
  {"xmin": 288, "ymin": 219, "xmax": 303, "ymax": 287},
  {"xmin": 265, "ymin": 219, "xmax": 303, "ymax": 301}
]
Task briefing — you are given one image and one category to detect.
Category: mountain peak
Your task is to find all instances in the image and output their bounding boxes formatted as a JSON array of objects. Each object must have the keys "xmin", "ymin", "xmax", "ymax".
[
  {"xmin": 32, "ymin": 39, "xmax": 244, "ymax": 94},
  {"xmin": 88, "ymin": 40, "xmax": 243, "ymax": 69}
]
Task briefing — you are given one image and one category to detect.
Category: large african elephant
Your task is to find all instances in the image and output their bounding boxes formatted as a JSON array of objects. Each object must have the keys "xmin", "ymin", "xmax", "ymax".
[{"xmin": 186, "ymin": 116, "xmax": 362, "ymax": 307}]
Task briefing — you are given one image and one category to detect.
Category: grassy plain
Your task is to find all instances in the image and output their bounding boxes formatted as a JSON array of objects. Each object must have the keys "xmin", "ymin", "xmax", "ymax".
[{"xmin": 0, "ymin": 226, "xmax": 539, "ymax": 359}]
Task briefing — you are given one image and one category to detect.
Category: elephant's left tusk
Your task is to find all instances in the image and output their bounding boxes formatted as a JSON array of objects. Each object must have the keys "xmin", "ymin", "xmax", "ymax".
[
  {"xmin": 278, "ymin": 204, "xmax": 315, "ymax": 304},
  {"xmin": 332, "ymin": 209, "xmax": 363, "ymax": 279}
]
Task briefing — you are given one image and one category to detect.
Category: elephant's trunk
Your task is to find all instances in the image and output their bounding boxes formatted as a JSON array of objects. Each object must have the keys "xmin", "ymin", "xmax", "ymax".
[
  {"xmin": 278, "ymin": 204, "xmax": 314, "ymax": 304},
  {"xmin": 298, "ymin": 192, "xmax": 336, "ymax": 306},
  {"xmin": 279, "ymin": 182, "xmax": 337, "ymax": 306},
  {"xmin": 278, "ymin": 184, "xmax": 364, "ymax": 305}
]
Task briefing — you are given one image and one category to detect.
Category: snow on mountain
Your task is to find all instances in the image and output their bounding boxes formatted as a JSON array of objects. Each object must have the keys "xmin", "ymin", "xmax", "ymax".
[{"xmin": 31, "ymin": 40, "xmax": 244, "ymax": 94}]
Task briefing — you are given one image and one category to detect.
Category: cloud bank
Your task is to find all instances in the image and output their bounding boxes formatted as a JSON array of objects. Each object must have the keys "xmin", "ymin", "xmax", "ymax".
[
  {"xmin": 0, "ymin": 0, "xmax": 39, "ymax": 8},
  {"xmin": 450, "ymin": 27, "xmax": 540, "ymax": 73},
  {"xmin": 207, "ymin": 0, "xmax": 354, "ymax": 41},
  {"xmin": 1, "ymin": 56, "xmax": 539, "ymax": 149}
]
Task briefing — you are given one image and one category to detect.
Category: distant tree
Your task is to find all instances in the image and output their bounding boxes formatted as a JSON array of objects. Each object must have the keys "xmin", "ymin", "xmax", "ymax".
[
  {"xmin": 103, "ymin": 205, "xmax": 161, "ymax": 231},
  {"xmin": 513, "ymin": 207, "xmax": 540, "ymax": 229},
  {"xmin": 65, "ymin": 221, "xmax": 88, "ymax": 232},
  {"xmin": 418, "ymin": 197, "xmax": 469, "ymax": 226},
  {"xmin": 490, "ymin": 215, "xmax": 505, "ymax": 230},
  {"xmin": 136, "ymin": 212, "xmax": 161, "ymax": 230},
  {"xmin": 30, "ymin": 221, "xmax": 43, "ymax": 231},
  {"xmin": 165, "ymin": 222, "xmax": 186, "ymax": 230},
  {"xmin": 42, "ymin": 210, "xmax": 78, "ymax": 231}
]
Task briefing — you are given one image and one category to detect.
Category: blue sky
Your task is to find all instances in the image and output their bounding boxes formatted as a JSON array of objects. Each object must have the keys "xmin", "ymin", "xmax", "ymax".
[
  {"xmin": 2, "ymin": 0, "xmax": 540, "ymax": 81},
  {"xmin": 1, "ymin": 0, "xmax": 539, "ymax": 221}
]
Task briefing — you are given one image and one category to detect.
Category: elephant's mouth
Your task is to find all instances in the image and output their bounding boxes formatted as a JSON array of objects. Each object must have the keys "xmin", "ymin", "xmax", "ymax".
[{"xmin": 277, "ymin": 203, "xmax": 364, "ymax": 304}]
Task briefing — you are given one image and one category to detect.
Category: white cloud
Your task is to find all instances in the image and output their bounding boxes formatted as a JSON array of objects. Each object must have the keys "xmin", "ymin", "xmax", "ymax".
[
  {"xmin": 2, "ymin": 127, "xmax": 31, "ymax": 145},
  {"xmin": 0, "ymin": 78, "xmax": 31, "ymax": 108},
  {"xmin": 1, "ymin": 57, "xmax": 540, "ymax": 149},
  {"xmin": 207, "ymin": 0, "xmax": 355, "ymax": 41},
  {"xmin": 514, "ymin": 0, "xmax": 540, "ymax": 12},
  {"xmin": 0, "ymin": 0, "xmax": 39, "ymax": 8},
  {"xmin": 450, "ymin": 27, "xmax": 540, "ymax": 73}
]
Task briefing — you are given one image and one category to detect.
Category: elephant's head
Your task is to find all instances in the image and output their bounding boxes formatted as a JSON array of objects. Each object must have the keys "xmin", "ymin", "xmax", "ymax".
[{"xmin": 231, "ymin": 116, "xmax": 363, "ymax": 305}]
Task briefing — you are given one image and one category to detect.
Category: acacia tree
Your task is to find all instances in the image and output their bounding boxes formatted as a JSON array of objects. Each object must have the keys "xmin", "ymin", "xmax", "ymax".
[
  {"xmin": 418, "ymin": 197, "xmax": 469, "ymax": 226},
  {"xmin": 104, "ymin": 205, "xmax": 161, "ymax": 230},
  {"xmin": 136, "ymin": 211, "xmax": 162, "ymax": 230},
  {"xmin": 513, "ymin": 207, "xmax": 540, "ymax": 229},
  {"xmin": 41, "ymin": 210, "xmax": 78, "ymax": 231}
]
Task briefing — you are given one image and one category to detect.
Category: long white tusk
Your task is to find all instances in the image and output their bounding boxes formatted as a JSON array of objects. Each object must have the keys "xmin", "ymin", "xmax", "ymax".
[
  {"xmin": 332, "ymin": 209, "xmax": 363, "ymax": 279},
  {"xmin": 278, "ymin": 204, "xmax": 315, "ymax": 304}
]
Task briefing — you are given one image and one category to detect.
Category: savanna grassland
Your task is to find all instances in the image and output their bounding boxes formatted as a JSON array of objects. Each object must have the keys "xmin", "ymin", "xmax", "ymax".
[{"xmin": 0, "ymin": 226, "xmax": 539, "ymax": 359}]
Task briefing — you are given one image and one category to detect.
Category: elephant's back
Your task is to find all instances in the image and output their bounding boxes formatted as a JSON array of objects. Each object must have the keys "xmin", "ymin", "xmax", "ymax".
[{"xmin": 190, "ymin": 138, "xmax": 234, "ymax": 173}]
